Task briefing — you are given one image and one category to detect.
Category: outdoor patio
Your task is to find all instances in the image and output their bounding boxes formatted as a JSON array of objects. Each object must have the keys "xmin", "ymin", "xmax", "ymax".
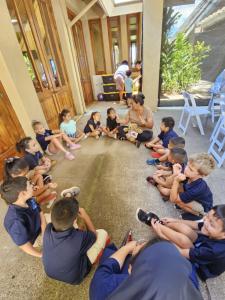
[{"xmin": 0, "ymin": 102, "xmax": 224, "ymax": 300}]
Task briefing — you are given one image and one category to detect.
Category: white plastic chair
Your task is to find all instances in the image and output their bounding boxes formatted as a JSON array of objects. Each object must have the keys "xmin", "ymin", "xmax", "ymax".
[
  {"xmin": 210, "ymin": 101, "xmax": 225, "ymax": 142},
  {"xmin": 208, "ymin": 93, "xmax": 225, "ymax": 123},
  {"xmin": 178, "ymin": 92, "xmax": 210, "ymax": 135},
  {"xmin": 208, "ymin": 118, "xmax": 225, "ymax": 168}
]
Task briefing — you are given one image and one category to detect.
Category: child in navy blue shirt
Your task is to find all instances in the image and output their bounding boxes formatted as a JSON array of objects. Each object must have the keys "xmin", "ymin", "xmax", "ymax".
[
  {"xmin": 0, "ymin": 177, "xmax": 46, "ymax": 257},
  {"xmin": 145, "ymin": 117, "xmax": 178, "ymax": 156},
  {"xmin": 42, "ymin": 196, "xmax": 109, "ymax": 284},
  {"xmin": 3, "ymin": 157, "xmax": 56, "ymax": 205},
  {"xmin": 147, "ymin": 148, "xmax": 187, "ymax": 198},
  {"xmin": 32, "ymin": 121, "xmax": 78, "ymax": 160},
  {"xmin": 84, "ymin": 112, "xmax": 103, "ymax": 139},
  {"xmin": 136, "ymin": 205, "xmax": 225, "ymax": 280},
  {"xmin": 170, "ymin": 153, "xmax": 215, "ymax": 220}
]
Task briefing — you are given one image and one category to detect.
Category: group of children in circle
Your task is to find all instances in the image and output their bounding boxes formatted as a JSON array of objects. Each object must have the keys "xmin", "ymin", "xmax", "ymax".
[{"xmin": 1, "ymin": 101, "xmax": 225, "ymax": 300}]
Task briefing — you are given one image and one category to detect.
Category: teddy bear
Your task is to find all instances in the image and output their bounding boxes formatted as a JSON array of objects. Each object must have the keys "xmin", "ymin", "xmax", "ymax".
[{"xmin": 123, "ymin": 123, "xmax": 143, "ymax": 142}]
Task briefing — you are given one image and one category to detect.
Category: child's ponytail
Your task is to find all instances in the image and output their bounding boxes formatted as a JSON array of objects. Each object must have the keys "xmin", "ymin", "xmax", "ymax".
[
  {"xmin": 16, "ymin": 137, "xmax": 32, "ymax": 153},
  {"xmin": 90, "ymin": 111, "xmax": 98, "ymax": 120},
  {"xmin": 3, "ymin": 157, "xmax": 29, "ymax": 181},
  {"xmin": 59, "ymin": 109, "xmax": 70, "ymax": 126}
]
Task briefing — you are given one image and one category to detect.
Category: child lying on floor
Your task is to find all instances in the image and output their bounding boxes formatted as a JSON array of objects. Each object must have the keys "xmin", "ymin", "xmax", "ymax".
[
  {"xmin": 146, "ymin": 148, "xmax": 187, "ymax": 199},
  {"xmin": 147, "ymin": 136, "xmax": 185, "ymax": 166},
  {"xmin": 136, "ymin": 205, "xmax": 225, "ymax": 281},
  {"xmin": 42, "ymin": 192, "xmax": 109, "ymax": 285},
  {"xmin": 145, "ymin": 117, "xmax": 178, "ymax": 157},
  {"xmin": 170, "ymin": 153, "xmax": 215, "ymax": 220},
  {"xmin": 33, "ymin": 121, "xmax": 78, "ymax": 160}
]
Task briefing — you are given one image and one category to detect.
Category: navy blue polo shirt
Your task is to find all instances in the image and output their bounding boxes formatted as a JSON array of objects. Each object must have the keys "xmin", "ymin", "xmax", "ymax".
[
  {"xmin": 4, "ymin": 200, "xmax": 41, "ymax": 246},
  {"xmin": 190, "ymin": 222, "xmax": 225, "ymax": 280},
  {"xmin": 179, "ymin": 178, "xmax": 213, "ymax": 212},
  {"xmin": 24, "ymin": 151, "xmax": 43, "ymax": 170},
  {"xmin": 90, "ymin": 257, "xmax": 128, "ymax": 300},
  {"xmin": 158, "ymin": 129, "xmax": 178, "ymax": 148},
  {"xmin": 36, "ymin": 129, "xmax": 53, "ymax": 151},
  {"xmin": 42, "ymin": 224, "xmax": 96, "ymax": 284},
  {"xmin": 84, "ymin": 120, "xmax": 101, "ymax": 134}
]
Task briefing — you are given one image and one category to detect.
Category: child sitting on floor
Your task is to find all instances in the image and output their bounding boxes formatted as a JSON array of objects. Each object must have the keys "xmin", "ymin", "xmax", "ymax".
[
  {"xmin": 3, "ymin": 157, "xmax": 57, "ymax": 205},
  {"xmin": 170, "ymin": 153, "xmax": 215, "ymax": 220},
  {"xmin": 147, "ymin": 136, "xmax": 185, "ymax": 166},
  {"xmin": 84, "ymin": 112, "xmax": 103, "ymax": 139},
  {"xmin": 59, "ymin": 109, "xmax": 85, "ymax": 144},
  {"xmin": 0, "ymin": 177, "xmax": 46, "ymax": 257},
  {"xmin": 147, "ymin": 148, "xmax": 188, "ymax": 199},
  {"xmin": 136, "ymin": 205, "xmax": 225, "ymax": 281},
  {"xmin": 42, "ymin": 193, "xmax": 109, "ymax": 285},
  {"xmin": 145, "ymin": 117, "xmax": 178, "ymax": 157},
  {"xmin": 104, "ymin": 107, "xmax": 120, "ymax": 139},
  {"xmin": 16, "ymin": 137, "xmax": 55, "ymax": 177},
  {"xmin": 33, "ymin": 121, "xmax": 78, "ymax": 160}
]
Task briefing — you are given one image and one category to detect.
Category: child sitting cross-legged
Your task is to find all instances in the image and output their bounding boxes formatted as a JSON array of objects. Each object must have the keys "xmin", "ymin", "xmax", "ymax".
[
  {"xmin": 136, "ymin": 205, "xmax": 225, "ymax": 281},
  {"xmin": 84, "ymin": 112, "xmax": 104, "ymax": 140},
  {"xmin": 104, "ymin": 107, "xmax": 120, "ymax": 139},
  {"xmin": 146, "ymin": 148, "xmax": 188, "ymax": 200},
  {"xmin": 33, "ymin": 120, "xmax": 78, "ymax": 160},
  {"xmin": 42, "ymin": 192, "xmax": 109, "ymax": 285},
  {"xmin": 170, "ymin": 153, "xmax": 215, "ymax": 220},
  {"xmin": 0, "ymin": 177, "xmax": 46, "ymax": 258},
  {"xmin": 3, "ymin": 157, "xmax": 57, "ymax": 205},
  {"xmin": 59, "ymin": 109, "xmax": 85, "ymax": 144},
  {"xmin": 16, "ymin": 137, "xmax": 56, "ymax": 179},
  {"xmin": 145, "ymin": 117, "xmax": 178, "ymax": 158},
  {"xmin": 147, "ymin": 136, "xmax": 185, "ymax": 166}
]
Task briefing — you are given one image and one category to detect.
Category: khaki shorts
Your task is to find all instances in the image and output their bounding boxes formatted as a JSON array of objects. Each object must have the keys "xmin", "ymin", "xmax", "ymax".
[
  {"xmin": 87, "ymin": 229, "xmax": 109, "ymax": 264},
  {"xmin": 114, "ymin": 75, "xmax": 124, "ymax": 91},
  {"xmin": 189, "ymin": 201, "xmax": 204, "ymax": 215}
]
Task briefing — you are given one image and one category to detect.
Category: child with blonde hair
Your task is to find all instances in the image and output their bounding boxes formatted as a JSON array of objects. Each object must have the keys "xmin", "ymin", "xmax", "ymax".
[{"xmin": 170, "ymin": 153, "xmax": 215, "ymax": 220}]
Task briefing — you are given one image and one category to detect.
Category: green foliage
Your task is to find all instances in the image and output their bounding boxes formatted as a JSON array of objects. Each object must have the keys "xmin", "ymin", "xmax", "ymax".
[
  {"xmin": 23, "ymin": 52, "xmax": 35, "ymax": 80},
  {"xmin": 160, "ymin": 8, "xmax": 211, "ymax": 94}
]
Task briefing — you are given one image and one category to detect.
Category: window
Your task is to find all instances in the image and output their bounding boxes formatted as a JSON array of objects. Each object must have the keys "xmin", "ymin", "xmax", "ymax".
[
  {"xmin": 107, "ymin": 16, "xmax": 122, "ymax": 71},
  {"xmin": 89, "ymin": 19, "xmax": 106, "ymax": 75},
  {"xmin": 127, "ymin": 13, "xmax": 141, "ymax": 68}
]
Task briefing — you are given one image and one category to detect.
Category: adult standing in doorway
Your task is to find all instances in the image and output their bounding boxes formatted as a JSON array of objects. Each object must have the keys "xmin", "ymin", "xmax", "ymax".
[
  {"xmin": 135, "ymin": 60, "xmax": 142, "ymax": 92},
  {"xmin": 114, "ymin": 60, "xmax": 129, "ymax": 104}
]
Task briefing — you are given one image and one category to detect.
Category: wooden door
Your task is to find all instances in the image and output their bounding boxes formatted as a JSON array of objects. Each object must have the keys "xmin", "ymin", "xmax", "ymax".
[
  {"xmin": 68, "ymin": 9, "xmax": 94, "ymax": 105},
  {"xmin": 0, "ymin": 81, "xmax": 25, "ymax": 180},
  {"xmin": 6, "ymin": 0, "xmax": 76, "ymax": 129}
]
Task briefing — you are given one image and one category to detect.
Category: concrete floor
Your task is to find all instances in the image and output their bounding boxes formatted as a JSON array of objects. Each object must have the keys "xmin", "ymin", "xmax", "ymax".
[{"xmin": 0, "ymin": 101, "xmax": 225, "ymax": 300}]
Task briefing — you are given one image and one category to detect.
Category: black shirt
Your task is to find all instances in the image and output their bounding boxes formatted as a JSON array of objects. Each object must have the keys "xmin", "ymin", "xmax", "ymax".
[
  {"xmin": 36, "ymin": 129, "xmax": 53, "ymax": 151},
  {"xmin": 24, "ymin": 151, "xmax": 43, "ymax": 170},
  {"xmin": 84, "ymin": 119, "xmax": 100, "ymax": 134},
  {"xmin": 42, "ymin": 224, "xmax": 96, "ymax": 284},
  {"xmin": 106, "ymin": 117, "xmax": 119, "ymax": 131}
]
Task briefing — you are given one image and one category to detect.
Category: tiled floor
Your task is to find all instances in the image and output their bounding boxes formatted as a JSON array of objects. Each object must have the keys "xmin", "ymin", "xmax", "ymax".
[{"xmin": 0, "ymin": 101, "xmax": 225, "ymax": 299}]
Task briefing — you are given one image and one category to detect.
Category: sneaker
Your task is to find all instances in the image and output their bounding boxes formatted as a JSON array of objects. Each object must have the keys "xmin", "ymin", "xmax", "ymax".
[
  {"xmin": 42, "ymin": 174, "xmax": 52, "ymax": 184},
  {"xmin": 65, "ymin": 152, "xmax": 75, "ymax": 160},
  {"xmin": 146, "ymin": 159, "xmax": 159, "ymax": 166},
  {"xmin": 146, "ymin": 176, "xmax": 157, "ymax": 186},
  {"xmin": 136, "ymin": 208, "xmax": 160, "ymax": 227},
  {"xmin": 151, "ymin": 152, "xmax": 162, "ymax": 159},
  {"xmin": 119, "ymin": 137, "xmax": 126, "ymax": 141},
  {"xmin": 120, "ymin": 229, "xmax": 133, "ymax": 248},
  {"xmin": 70, "ymin": 143, "xmax": 81, "ymax": 150},
  {"xmin": 162, "ymin": 197, "xmax": 169, "ymax": 202},
  {"xmin": 61, "ymin": 186, "xmax": 80, "ymax": 198}
]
